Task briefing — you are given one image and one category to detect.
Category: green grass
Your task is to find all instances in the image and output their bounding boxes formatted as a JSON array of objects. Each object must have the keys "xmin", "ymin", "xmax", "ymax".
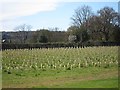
[
  {"xmin": 2, "ymin": 67, "xmax": 118, "ymax": 88},
  {"xmin": 49, "ymin": 78, "xmax": 118, "ymax": 88}
]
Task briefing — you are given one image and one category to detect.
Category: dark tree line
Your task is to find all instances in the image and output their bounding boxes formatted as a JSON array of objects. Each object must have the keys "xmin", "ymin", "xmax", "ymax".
[
  {"xmin": 68, "ymin": 5, "xmax": 120, "ymax": 43},
  {"xmin": 2, "ymin": 6, "xmax": 120, "ymax": 46},
  {"xmin": 2, "ymin": 29, "xmax": 68, "ymax": 44}
]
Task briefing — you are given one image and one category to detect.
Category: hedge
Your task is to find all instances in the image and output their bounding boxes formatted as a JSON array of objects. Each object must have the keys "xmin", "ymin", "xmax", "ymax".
[{"xmin": 1, "ymin": 42, "xmax": 120, "ymax": 50}]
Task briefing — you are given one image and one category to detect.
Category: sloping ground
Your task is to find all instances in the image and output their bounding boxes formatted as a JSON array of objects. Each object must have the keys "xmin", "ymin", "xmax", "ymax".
[
  {"xmin": 50, "ymin": 78, "xmax": 118, "ymax": 88},
  {"xmin": 34, "ymin": 70, "xmax": 118, "ymax": 88},
  {"xmin": 2, "ymin": 67, "xmax": 118, "ymax": 88}
]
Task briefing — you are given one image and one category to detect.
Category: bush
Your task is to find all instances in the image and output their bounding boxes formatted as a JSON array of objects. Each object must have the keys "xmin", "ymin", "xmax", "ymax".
[{"xmin": 1, "ymin": 42, "xmax": 120, "ymax": 50}]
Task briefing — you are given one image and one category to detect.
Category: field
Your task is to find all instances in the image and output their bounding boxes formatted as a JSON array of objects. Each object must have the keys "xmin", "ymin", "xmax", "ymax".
[{"xmin": 2, "ymin": 46, "xmax": 119, "ymax": 88}]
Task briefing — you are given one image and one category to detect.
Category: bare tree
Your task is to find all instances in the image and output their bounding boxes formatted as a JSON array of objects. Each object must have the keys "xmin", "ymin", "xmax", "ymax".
[
  {"xmin": 71, "ymin": 5, "xmax": 93, "ymax": 42},
  {"xmin": 71, "ymin": 5, "xmax": 93, "ymax": 28},
  {"xmin": 14, "ymin": 24, "xmax": 32, "ymax": 43},
  {"xmin": 97, "ymin": 7, "xmax": 119, "ymax": 41}
]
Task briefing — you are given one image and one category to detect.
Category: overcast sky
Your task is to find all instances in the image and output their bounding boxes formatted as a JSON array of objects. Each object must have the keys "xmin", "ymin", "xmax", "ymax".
[{"xmin": 0, "ymin": 0, "xmax": 119, "ymax": 31}]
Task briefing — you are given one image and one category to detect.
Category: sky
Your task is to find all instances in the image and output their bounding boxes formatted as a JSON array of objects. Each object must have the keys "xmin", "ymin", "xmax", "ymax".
[{"xmin": 0, "ymin": 0, "xmax": 119, "ymax": 31}]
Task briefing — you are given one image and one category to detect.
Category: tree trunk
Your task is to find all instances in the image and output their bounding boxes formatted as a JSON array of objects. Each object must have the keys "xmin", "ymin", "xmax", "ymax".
[
  {"xmin": 80, "ymin": 32, "xmax": 83, "ymax": 43},
  {"xmin": 104, "ymin": 32, "xmax": 109, "ymax": 42}
]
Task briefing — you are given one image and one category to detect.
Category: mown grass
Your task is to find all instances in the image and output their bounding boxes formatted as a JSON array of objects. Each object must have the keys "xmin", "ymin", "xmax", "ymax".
[
  {"xmin": 2, "ymin": 67, "xmax": 118, "ymax": 88},
  {"xmin": 49, "ymin": 78, "xmax": 118, "ymax": 88}
]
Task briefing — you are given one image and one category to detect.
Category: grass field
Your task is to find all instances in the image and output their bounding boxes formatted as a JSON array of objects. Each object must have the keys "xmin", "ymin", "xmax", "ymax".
[{"xmin": 2, "ymin": 46, "xmax": 119, "ymax": 88}]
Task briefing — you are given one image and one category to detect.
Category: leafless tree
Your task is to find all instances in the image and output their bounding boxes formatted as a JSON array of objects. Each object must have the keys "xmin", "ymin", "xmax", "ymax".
[
  {"xmin": 14, "ymin": 24, "xmax": 32, "ymax": 43},
  {"xmin": 97, "ymin": 7, "xmax": 119, "ymax": 41},
  {"xmin": 71, "ymin": 5, "xmax": 93, "ymax": 28},
  {"xmin": 71, "ymin": 5, "xmax": 93, "ymax": 42}
]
